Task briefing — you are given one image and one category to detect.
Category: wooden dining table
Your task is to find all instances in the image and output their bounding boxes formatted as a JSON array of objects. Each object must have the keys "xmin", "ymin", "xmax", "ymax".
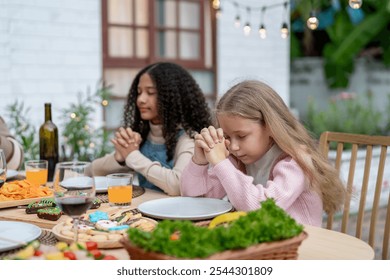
[{"xmin": 0, "ymin": 188, "xmax": 374, "ymax": 260}]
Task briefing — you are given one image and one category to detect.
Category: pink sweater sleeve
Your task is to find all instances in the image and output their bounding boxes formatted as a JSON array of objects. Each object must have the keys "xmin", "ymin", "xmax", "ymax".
[{"xmin": 181, "ymin": 156, "xmax": 308, "ymax": 211}]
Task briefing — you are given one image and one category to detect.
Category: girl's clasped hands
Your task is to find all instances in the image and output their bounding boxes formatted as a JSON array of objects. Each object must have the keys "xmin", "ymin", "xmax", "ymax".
[
  {"xmin": 111, "ymin": 127, "xmax": 142, "ymax": 163},
  {"xmin": 193, "ymin": 126, "xmax": 229, "ymax": 166}
]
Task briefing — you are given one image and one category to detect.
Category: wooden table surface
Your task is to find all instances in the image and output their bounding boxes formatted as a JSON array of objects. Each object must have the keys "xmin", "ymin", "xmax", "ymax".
[{"xmin": 0, "ymin": 188, "xmax": 374, "ymax": 260}]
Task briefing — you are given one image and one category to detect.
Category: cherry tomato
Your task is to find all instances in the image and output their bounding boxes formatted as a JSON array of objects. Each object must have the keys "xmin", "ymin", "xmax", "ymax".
[
  {"xmin": 34, "ymin": 250, "xmax": 43, "ymax": 257},
  {"xmin": 63, "ymin": 251, "xmax": 77, "ymax": 260},
  {"xmin": 85, "ymin": 241, "xmax": 98, "ymax": 251},
  {"xmin": 89, "ymin": 249, "xmax": 102, "ymax": 259},
  {"xmin": 102, "ymin": 255, "xmax": 117, "ymax": 260}
]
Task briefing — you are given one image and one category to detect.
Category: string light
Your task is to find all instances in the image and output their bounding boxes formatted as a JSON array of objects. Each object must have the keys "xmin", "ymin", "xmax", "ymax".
[
  {"xmin": 258, "ymin": 7, "xmax": 267, "ymax": 39},
  {"xmin": 212, "ymin": 0, "xmax": 220, "ymax": 10},
  {"xmin": 280, "ymin": 2, "xmax": 289, "ymax": 39},
  {"xmin": 349, "ymin": 0, "xmax": 363, "ymax": 9},
  {"xmin": 307, "ymin": 10, "xmax": 319, "ymax": 30},
  {"xmin": 259, "ymin": 24, "xmax": 266, "ymax": 39},
  {"xmin": 216, "ymin": 7, "xmax": 222, "ymax": 19},
  {"xmin": 234, "ymin": 2, "xmax": 241, "ymax": 28},
  {"xmin": 280, "ymin": 22, "xmax": 289, "ymax": 38},
  {"xmin": 234, "ymin": 14, "xmax": 241, "ymax": 28},
  {"xmin": 243, "ymin": 7, "xmax": 251, "ymax": 36}
]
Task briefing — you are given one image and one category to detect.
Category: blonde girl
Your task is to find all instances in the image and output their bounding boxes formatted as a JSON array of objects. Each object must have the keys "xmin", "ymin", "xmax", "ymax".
[{"xmin": 180, "ymin": 80, "xmax": 345, "ymax": 226}]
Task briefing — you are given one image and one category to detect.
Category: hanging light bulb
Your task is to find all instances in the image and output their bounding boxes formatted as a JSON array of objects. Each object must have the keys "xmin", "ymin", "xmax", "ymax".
[
  {"xmin": 212, "ymin": 0, "xmax": 220, "ymax": 10},
  {"xmin": 216, "ymin": 7, "xmax": 222, "ymax": 19},
  {"xmin": 280, "ymin": 2, "xmax": 289, "ymax": 38},
  {"xmin": 280, "ymin": 22, "xmax": 289, "ymax": 38},
  {"xmin": 242, "ymin": 7, "xmax": 251, "ymax": 36},
  {"xmin": 243, "ymin": 22, "xmax": 251, "ymax": 36},
  {"xmin": 234, "ymin": 15, "xmax": 241, "ymax": 28},
  {"xmin": 258, "ymin": 7, "xmax": 267, "ymax": 39},
  {"xmin": 307, "ymin": 11, "xmax": 319, "ymax": 30},
  {"xmin": 349, "ymin": 0, "xmax": 363, "ymax": 9},
  {"xmin": 258, "ymin": 24, "xmax": 266, "ymax": 39}
]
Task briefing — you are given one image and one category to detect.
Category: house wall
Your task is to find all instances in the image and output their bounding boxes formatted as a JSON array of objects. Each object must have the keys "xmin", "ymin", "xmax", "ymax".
[
  {"xmin": 0, "ymin": 0, "xmax": 102, "ymax": 131},
  {"xmin": 0, "ymin": 0, "xmax": 291, "ymax": 139},
  {"xmin": 217, "ymin": 0, "xmax": 290, "ymax": 105}
]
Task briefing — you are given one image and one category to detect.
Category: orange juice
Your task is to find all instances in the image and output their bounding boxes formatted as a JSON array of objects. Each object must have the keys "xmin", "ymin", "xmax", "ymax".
[
  {"xmin": 108, "ymin": 185, "xmax": 133, "ymax": 205},
  {"xmin": 26, "ymin": 168, "xmax": 48, "ymax": 186}
]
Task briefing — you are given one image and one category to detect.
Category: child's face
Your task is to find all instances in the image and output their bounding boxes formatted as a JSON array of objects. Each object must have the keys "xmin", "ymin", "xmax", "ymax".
[
  {"xmin": 136, "ymin": 73, "xmax": 161, "ymax": 124},
  {"xmin": 217, "ymin": 114, "xmax": 272, "ymax": 165}
]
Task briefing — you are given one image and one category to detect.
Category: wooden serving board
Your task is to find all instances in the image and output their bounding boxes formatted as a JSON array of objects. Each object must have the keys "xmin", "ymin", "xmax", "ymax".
[
  {"xmin": 0, "ymin": 206, "xmax": 68, "ymax": 229},
  {"xmin": 0, "ymin": 196, "xmax": 54, "ymax": 209}
]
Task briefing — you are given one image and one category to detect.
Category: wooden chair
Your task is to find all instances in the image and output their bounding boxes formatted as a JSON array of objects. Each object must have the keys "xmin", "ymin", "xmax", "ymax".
[{"xmin": 319, "ymin": 131, "xmax": 390, "ymax": 259}]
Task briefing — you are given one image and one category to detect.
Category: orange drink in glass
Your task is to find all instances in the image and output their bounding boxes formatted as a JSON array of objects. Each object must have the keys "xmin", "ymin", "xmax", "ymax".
[
  {"xmin": 107, "ymin": 173, "xmax": 133, "ymax": 207},
  {"xmin": 25, "ymin": 160, "xmax": 48, "ymax": 186}
]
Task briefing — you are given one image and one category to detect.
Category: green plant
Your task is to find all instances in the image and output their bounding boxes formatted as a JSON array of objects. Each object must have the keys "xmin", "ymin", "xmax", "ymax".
[
  {"xmin": 5, "ymin": 81, "xmax": 114, "ymax": 164},
  {"xmin": 305, "ymin": 91, "xmax": 386, "ymax": 143},
  {"xmin": 291, "ymin": 0, "xmax": 390, "ymax": 89},
  {"xmin": 61, "ymin": 81, "xmax": 114, "ymax": 161},
  {"xmin": 5, "ymin": 100, "xmax": 39, "ymax": 164}
]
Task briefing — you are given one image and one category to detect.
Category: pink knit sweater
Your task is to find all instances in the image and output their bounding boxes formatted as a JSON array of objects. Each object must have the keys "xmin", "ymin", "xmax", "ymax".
[{"xmin": 180, "ymin": 147, "xmax": 323, "ymax": 227}]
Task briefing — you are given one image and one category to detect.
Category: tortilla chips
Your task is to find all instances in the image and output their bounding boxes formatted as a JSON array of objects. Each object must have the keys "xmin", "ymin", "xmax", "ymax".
[{"xmin": 0, "ymin": 180, "xmax": 53, "ymax": 201}]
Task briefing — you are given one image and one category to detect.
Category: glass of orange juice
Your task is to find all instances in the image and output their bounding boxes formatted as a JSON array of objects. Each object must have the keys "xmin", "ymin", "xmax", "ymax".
[
  {"xmin": 107, "ymin": 173, "xmax": 133, "ymax": 207},
  {"xmin": 25, "ymin": 160, "xmax": 48, "ymax": 186}
]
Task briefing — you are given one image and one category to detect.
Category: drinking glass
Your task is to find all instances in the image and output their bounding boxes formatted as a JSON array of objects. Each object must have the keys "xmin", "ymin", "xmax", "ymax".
[
  {"xmin": 52, "ymin": 161, "xmax": 95, "ymax": 243},
  {"xmin": 0, "ymin": 149, "xmax": 6, "ymax": 188},
  {"xmin": 25, "ymin": 160, "xmax": 48, "ymax": 186},
  {"xmin": 107, "ymin": 173, "xmax": 133, "ymax": 207}
]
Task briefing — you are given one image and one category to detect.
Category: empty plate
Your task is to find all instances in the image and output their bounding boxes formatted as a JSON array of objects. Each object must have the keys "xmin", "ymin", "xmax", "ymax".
[
  {"xmin": 0, "ymin": 221, "xmax": 42, "ymax": 252},
  {"xmin": 138, "ymin": 197, "xmax": 233, "ymax": 220}
]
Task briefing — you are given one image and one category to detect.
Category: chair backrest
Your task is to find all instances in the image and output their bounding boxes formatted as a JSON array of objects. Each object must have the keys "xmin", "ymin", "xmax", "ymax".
[{"xmin": 319, "ymin": 131, "xmax": 390, "ymax": 260}]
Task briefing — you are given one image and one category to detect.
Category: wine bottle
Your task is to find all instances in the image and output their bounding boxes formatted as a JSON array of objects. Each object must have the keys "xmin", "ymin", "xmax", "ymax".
[{"xmin": 39, "ymin": 103, "xmax": 59, "ymax": 181}]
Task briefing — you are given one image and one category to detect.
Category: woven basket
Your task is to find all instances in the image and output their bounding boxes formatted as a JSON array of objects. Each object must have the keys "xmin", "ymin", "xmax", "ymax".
[{"xmin": 121, "ymin": 231, "xmax": 308, "ymax": 260}]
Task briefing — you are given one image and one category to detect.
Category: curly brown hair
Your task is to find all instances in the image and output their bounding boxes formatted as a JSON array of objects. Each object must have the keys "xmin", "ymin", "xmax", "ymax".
[{"xmin": 123, "ymin": 62, "xmax": 211, "ymax": 161}]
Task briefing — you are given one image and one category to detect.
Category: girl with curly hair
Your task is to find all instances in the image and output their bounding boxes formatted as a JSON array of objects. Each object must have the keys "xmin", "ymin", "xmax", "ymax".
[
  {"xmin": 181, "ymin": 80, "xmax": 346, "ymax": 226},
  {"xmin": 87, "ymin": 62, "xmax": 211, "ymax": 195}
]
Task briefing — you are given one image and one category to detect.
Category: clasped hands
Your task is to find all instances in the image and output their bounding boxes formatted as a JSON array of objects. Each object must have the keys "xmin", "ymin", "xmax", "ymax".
[
  {"xmin": 192, "ymin": 126, "xmax": 229, "ymax": 166},
  {"xmin": 111, "ymin": 127, "xmax": 142, "ymax": 163}
]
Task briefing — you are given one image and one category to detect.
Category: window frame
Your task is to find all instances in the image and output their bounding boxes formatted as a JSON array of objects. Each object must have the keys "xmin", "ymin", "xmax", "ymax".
[{"xmin": 102, "ymin": 0, "xmax": 207, "ymax": 69}]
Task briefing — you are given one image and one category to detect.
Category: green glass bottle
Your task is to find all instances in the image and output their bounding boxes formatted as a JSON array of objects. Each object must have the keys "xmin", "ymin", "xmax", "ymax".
[{"xmin": 39, "ymin": 103, "xmax": 59, "ymax": 181}]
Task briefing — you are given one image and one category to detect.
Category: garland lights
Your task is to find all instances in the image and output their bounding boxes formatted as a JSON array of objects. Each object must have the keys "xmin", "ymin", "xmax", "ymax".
[{"xmin": 212, "ymin": 0, "xmax": 363, "ymax": 38}]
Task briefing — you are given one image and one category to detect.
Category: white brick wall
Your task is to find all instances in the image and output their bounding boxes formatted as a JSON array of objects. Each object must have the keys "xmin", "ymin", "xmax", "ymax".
[
  {"xmin": 217, "ymin": 0, "xmax": 290, "ymax": 104},
  {"xmin": 0, "ymin": 0, "xmax": 102, "ymax": 134}
]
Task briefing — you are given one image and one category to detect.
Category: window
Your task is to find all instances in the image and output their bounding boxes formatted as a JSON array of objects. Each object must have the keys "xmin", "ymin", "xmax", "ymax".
[{"xmin": 102, "ymin": 0, "xmax": 216, "ymax": 129}]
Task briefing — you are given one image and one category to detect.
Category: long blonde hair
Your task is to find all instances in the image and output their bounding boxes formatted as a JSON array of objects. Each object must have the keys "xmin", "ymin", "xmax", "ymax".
[{"xmin": 216, "ymin": 80, "xmax": 346, "ymax": 214}]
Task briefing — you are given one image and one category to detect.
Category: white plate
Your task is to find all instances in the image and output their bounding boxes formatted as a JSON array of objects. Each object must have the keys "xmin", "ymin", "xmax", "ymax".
[
  {"xmin": 60, "ymin": 176, "xmax": 94, "ymax": 190},
  {"xmin": 94, "ymin": 175, "xmax": 140, "ymax": 193},
  {"xmin": 138, "ymin": 197, "xmax": 233, "ymax": 220},
  {"xmin": 0, "ymin": 221, "xmax": 42, "ymax": 252},
  {"xmin": 94, "ymin": 176, "xmax": 107, "ymax": 193},
  {"xmin": 6, "ymin": 169, "xmax": 18, "ymax": 180}
]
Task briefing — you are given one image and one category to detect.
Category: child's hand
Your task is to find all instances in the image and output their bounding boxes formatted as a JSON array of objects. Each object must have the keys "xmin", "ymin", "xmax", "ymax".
[
  {"xmin": 199, "ymin": 126, "xmax": 224, "ymax": 149},
  {"xmin": 193, "ymin": 126, "xmax": 227, "ymax": 165},
  {"xmin": 205, "ymin": 140, "xmax": 229, "ymax": 165},
  {"xmin": 115, "ymin": 127, "xmax": 142, "ymax": 147},
  {"xmin": 111, "ymin": 127, "xmax": 142, "ymax": 160},
  {"xmin": 192, "ymin": 132, "xmax": 209, "ymax": 165}
]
